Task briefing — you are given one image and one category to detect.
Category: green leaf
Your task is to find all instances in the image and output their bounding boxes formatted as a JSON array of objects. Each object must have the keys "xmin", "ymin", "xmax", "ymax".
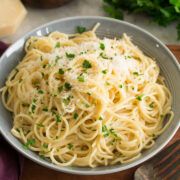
[
  {"xmin": 38, "ymin": 89, "xmax": 44, "ymax": 94},
  {"xmin": 55, "ymin": 114, "xmax": 61, "ymax": 123},
  {"xmin": 102, "ymin": 69, "xmax": 107, "ymax": 74},
  {"xmin": 55, "ymin": 42, "xmax": 60, "ymax": 48},
  {"xmin": 73, "ymin": 112, "xmax": 78, "ymax": 119},
  {"xmin": 136, "ymin": 94, "xmax": 144, "ymax": 101},
  {"xmin": 66, "ymin": 52, "xmax": 75, "ymax": 59},
  {"xmin": 100, "ymin": 43, "xmax": 105, "ymax": 50},
  {"xmin": 58, "ymin": 68, "xmax": 64, "ymax": 75},
  {"xmin": 23, "ymin": 138, "xmax": 36, "ymax": 149},
  {"xmin": 82, "ymin": 60, "xmax": 92, "ymax": 69},
  {"xmin": 77, "ymin": 74, "xmax": 85, "ymax": 82},
  {"xmin": 67, "ymin": 143, "xmax": 73, "ymax": 150},
  {"xmin": 77, "ymin": 26, "xmax": 86, "ymax": 33},
  {"xmin": 64, "ymin": 82, "xmax": 72, "ymax": 90}
]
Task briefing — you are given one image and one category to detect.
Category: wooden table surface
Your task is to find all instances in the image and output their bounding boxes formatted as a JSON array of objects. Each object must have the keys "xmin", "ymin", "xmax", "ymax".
[{"xmin": 21, "ymin": 45, "xmax": 180, "ymax": 180}]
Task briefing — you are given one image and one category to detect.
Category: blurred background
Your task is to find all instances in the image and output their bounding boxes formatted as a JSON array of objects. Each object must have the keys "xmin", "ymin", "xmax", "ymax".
[{"xmin": 1, "ymin": 0, "xmax": 180, "ymax": 44}]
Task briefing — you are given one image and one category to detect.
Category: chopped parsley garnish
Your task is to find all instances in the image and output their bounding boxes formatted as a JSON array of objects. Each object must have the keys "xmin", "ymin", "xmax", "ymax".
[
  {"xmin": 100, "ymin": 43, "xmax": 105, "ymax": 50},
  {"xmin": 73, "ymin": 112, "xmax": 78, "ymax": 119},
  {"xmin": 133, "ymin": 72, "xmax": 139, "ymax": 76},
  {"xmin": 125, "ymin": 55, "xmax": 132, "ymax": 59},
  {"xmin": 63, "ymin": 96, "xmax": 72, "ymax": 105},
  {"xmin": 38, "ymin": 89, "xmax": 44, "ymax": 94},
  {"xmin": 41, "ymin": 72, "xmax": 45, "ymax": 77},
  {"xmin": 84, "ymin": 103, "xmax": 90, "ymax": 108},
  {"xmin": 23, "ymin": 138, "xmax": 36, "ymax": 149},
  {"xmin": 58, "ymin": 68, "xmax": 64, "ymax": 75},
  {"xmin": 102, "ymin": 125, "xmax": 109, "ymax": 137},
  {"xmin": 77, "ymin": 26, "xmax": 86, "ymax": 33},
  {"xmin": 43, "ymin": 143, "xmax": 48, "ymax": 149},
  {"xmin": 102, "ymin": 69, "xmax": 107, "ymax": 74},
  {"xmin": 64, "ymin": 82, "xmax": 72, "ymax": 90},
  {"xmin": 31, "ymin": 104, "xmax": 36, "ymax": 113},
  {"xmin": 55, "ymin": 56, "xmax": 60, "ymax": 63},
  {"xmin": 82, "ymin": 60, "xmax": 92, "ymax": 69},
  {"xmin": 105, "ymin": 81, "xmax": 110, "ymax": 86},
  {"xmin": 55, "ymin": 114, "xmax": 61, "ymax": 123},
  {"xmin": 100, "ymin": 52, "xmax": 108, "ymax": 59},
  {"xmin": 160, "ymin": 114, "xmax": 164, "ymax": 119},
  {"xmin": 136, "ymin": 94, "xmax": 144, "ymax": 101},
  {"xmin": 58, "ymin": 85, "xmax": 63, "ymax": 93},
  {"xmin": 77, "ymin": 74, "xmax": 85, "ymax": 82},
  {"xmin": 42, "ymin": 107, "xmax": 48, "ymax": 112},
  {"xmin": 109, "ymin": 128, "xmax": 118, "ymax": 138},
  {"xmin": 55, "ymin": 42, "xmax": 60, "ymax": 48},
  {"xmin": 149, "ymin": 102, "xmax": 154, "ymax": 108},
  {"xmin": 119, "ymin": 84, "xmax": 123, "ymax": 88},
  {"xmin": 36, "ymin": 123, "xmax": 44, "ymax": 128},
  {"xmin": 42, "ymin": 64, "xmax": 47, "ymax": 69},
  {"xmin": 67, "ymin": 143, "xmax": 73, "ymax": 150},
  {"xmin": 66, "ymin": 52, "xmax": 75, "ymax": 59},
  {"xmin": 99, "ymin": 116, "xmax": 103, "ymax": 120},
  {"xmin": 39, "ymin": 154, "xmax": 46, "ymax": 160},
  {"xmin": 22, "ymin": 103, "xmax": 29, "ymax": 107}
]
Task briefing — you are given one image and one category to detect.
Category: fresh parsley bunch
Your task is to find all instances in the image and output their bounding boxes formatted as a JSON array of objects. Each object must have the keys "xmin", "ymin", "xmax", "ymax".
[{"xmin": 103, "ymin": 0, "xmax": 180, "ymax": 39}]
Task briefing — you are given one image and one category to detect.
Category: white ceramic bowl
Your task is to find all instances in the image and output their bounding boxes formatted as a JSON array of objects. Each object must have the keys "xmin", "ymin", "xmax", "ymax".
[{"xmin": 0, "ymin": 16, "xmax": 179, "ymax": 175}]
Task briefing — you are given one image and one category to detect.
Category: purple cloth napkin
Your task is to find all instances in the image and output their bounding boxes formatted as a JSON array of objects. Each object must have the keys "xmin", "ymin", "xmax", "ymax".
[{"xmin": 0, "ymin": 41, "xmax": 24, "ymax": 180}]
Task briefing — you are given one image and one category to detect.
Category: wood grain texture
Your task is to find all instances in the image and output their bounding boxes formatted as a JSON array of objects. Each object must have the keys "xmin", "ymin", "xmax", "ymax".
[{"xmin": 20, "ymin": 45, "xmax": 180, "ymax": 180}]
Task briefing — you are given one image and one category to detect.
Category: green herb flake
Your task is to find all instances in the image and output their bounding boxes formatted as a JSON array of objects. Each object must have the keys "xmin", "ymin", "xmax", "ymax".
[
  {"xmin": 22, "ymin": 103, "xmax": 29, "ymax": 107},
  {"xmin": 73, "ymin": 112, "xmax": 78, "ymax": 119},
  {"xmin": 58, "ymin": 68, "xmax": 64, "ymax": 75},
  {"xmin": 99, "ymin": 116, "xmax": 103, "ymax": 120},
  {"xmin": 63, "ymin": 97, "xmax": 71, "ymax": 105},
  {"xmin": 31, "ymin": 104, "xmax": 36, "ymax": 113},
  {"xmin": 100, "ymin": 43, "xmax": 105, "ymax": 50},
  {"xmin": 82, "ymin": 60, "xmax": 92, "ymax": 69},
  {"xmin": 55, "ymin": 114, "xmax": 61, "ymax": 123},
  {"xmin": 109, "ymin": 128, "xmax": 118, "ymax": 138},
  {"xmin": 23, "ymin": 138, "xmax": 36, "ymax": 149},
  {"xmin": 77, "ymin": 26, "xmax": 86, "ymax": 33},
  {"xmin": 119, "ymin": 84, "xmax": 123, "ymax": 88},
  {"xmin": 77, "ymin": 74, "xmax": 85, "ymax": 82},
  {"xmin": 136, "ymin": 94, "xmax": 144, "ymax": 101},
  {"xmin": 42, "ymin": 107, "xmax": 48, "ymax": 112},
  {"xmin": 100, "ymin": 52, "xmax": 108, "ymax": 59},
  {"xmin": 67, "ymin": 143, "xmax": 73, "ymax": 150},
  {"xmin": 149, "ymin": 102, "xmax": 154, "ymax": 108},
  {"xmin": 102, "ymin": 69, "xmax": 107, "ymax": 74},
  {"xmin": 39, "ymin": 154, "xmax": 46, "ymax": 160},
  {"xmin": 55, "ymin": 42, "xmax": 60, "ymax": 48},
  {"xmin": 105, "ymin": 81, "xmax": 110, "ymax": 86},
  {"xmin": 42, "ymin": 64, "xmax": 47, "ymax": 69},
  {"xmin": 133, "ymin": 72, "xmax": 139, "ymax": 76},
  {"xmin": 55, "ymin": 56, "xmax": 60, "ymax": 63},
  {"xmin": 43, "ymin": 143, "xmax": 48, "ymax": 149},
  {"xmin": 87, "ymin": 92, "xmax": 91, "ymax": 96},
  {"xmin": 38, "ymin": 89, "xmax": 44, "ymax": 94},
  {"xmin": 66, "ymin": 52, "xmax": 75, "ymax": 59},
  {"xmin": 102, "ymin": 125, "xmax": 109, "ymax": 137},
  {"xmin": 160, "ymin": 114, "xmax": 164, "ymax": 119},
  {"xmin": 36, "ymin": 123, "xmax": 44, "ymax": 128},
  {"xmin": 58, "ymin": 85, "xmax": 63, "ymax": 93},
  {"xmin": 64, "ymin": 82, "xmax": 72, "ymax": 90}
]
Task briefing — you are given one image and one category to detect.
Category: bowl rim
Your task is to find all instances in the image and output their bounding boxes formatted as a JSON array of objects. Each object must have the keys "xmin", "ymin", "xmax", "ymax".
[{"xmin": 0, "ymin": 16, "xmax": 179, "ymax": 175}]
